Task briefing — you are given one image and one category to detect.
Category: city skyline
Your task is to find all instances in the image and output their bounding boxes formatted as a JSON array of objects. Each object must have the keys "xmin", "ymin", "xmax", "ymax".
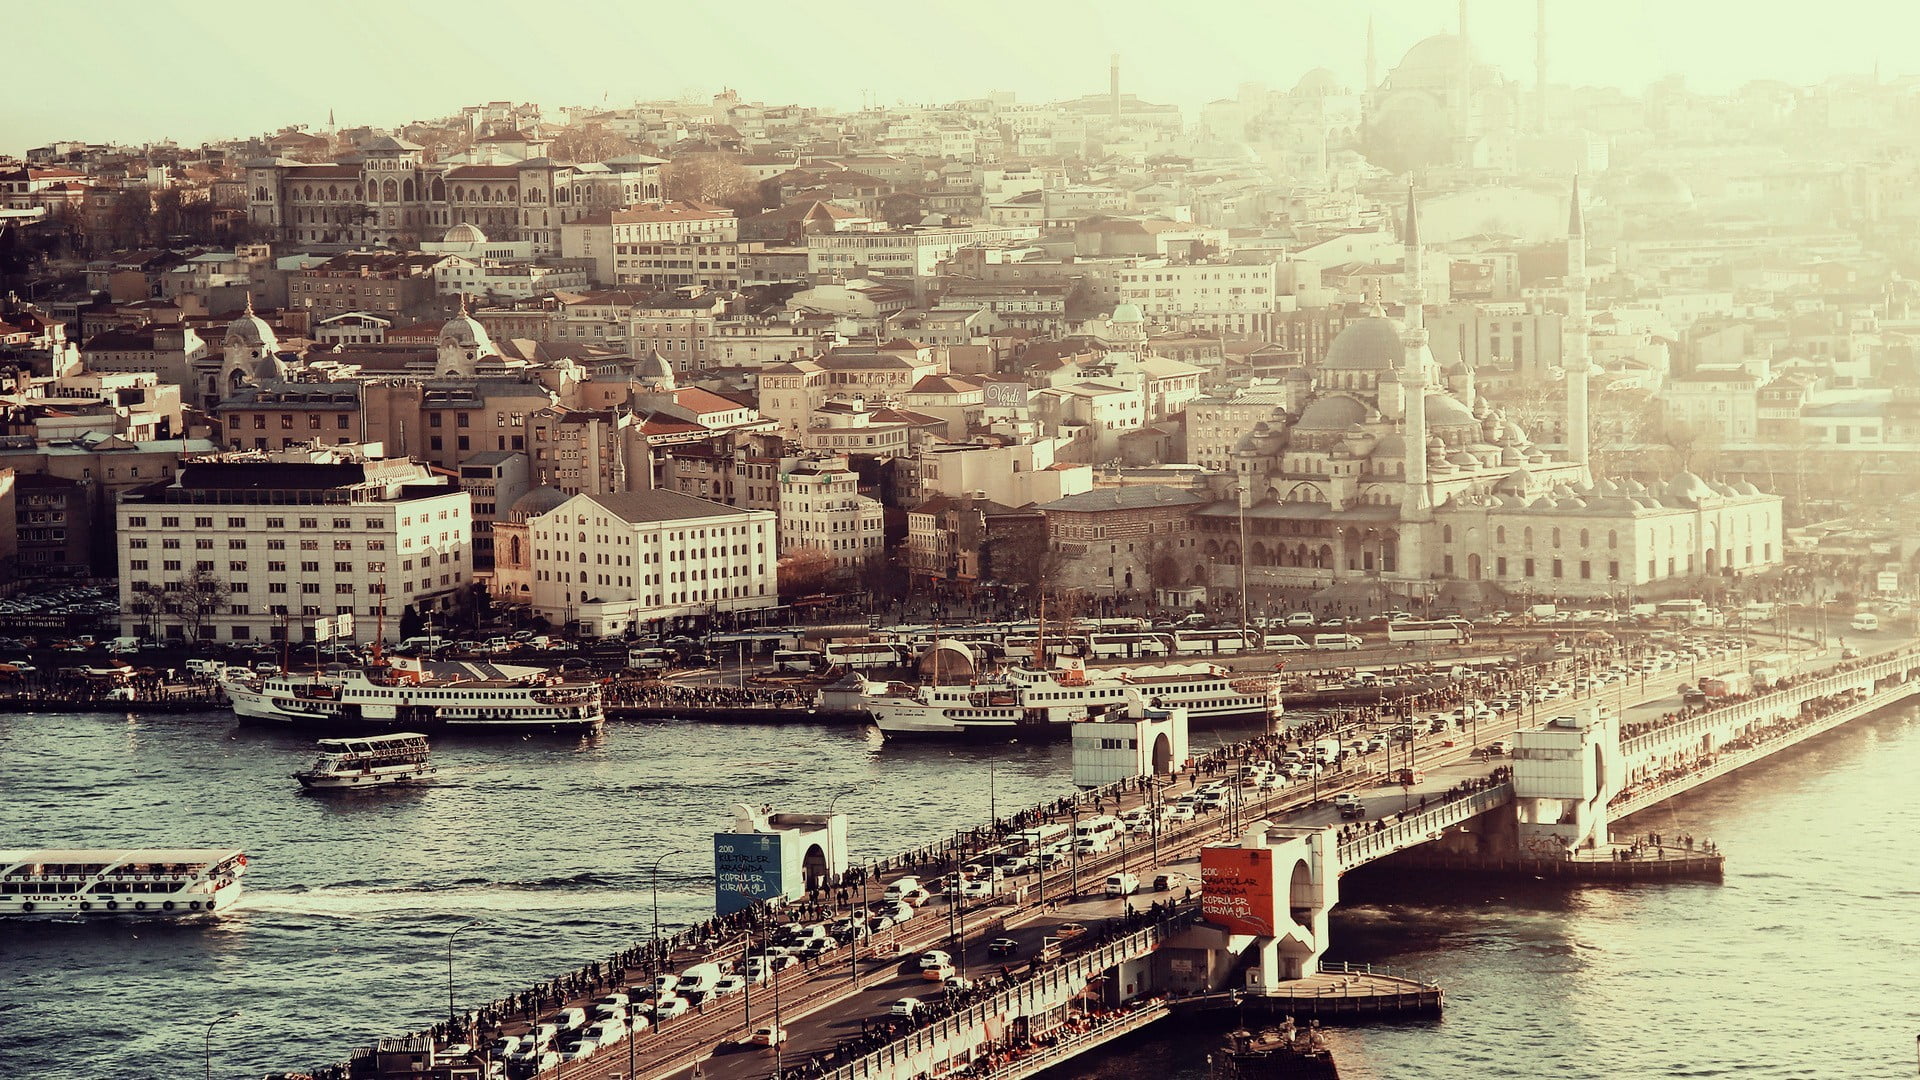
[{"xmin": 10, "ymin": 0, "xmax": 1912, "ymax": 151}]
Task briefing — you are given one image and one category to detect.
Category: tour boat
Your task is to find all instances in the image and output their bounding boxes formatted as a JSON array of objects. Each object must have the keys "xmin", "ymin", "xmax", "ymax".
[
  {"xmin": 864, "ymin": 659, "xmax": 1282, "ymax": 738},
  {"xmin": 0, "ymin": 848, "xmax": 247, "ymax": 917},
  {"xmin": 293, "ymin": 732, "xmax": 436, "ymax": 791},
  {"xmin": 223, "ymin": 657, "xmax": 603, "ymax": 734}
]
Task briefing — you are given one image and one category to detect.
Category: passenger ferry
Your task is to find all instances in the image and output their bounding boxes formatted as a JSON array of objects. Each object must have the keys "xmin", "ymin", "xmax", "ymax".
[
  {"xmin": 293, "ymin": 732, "xmax": 436, "ymax": 791},
  {"xmin": 864, "ymin": 659, "xmax": 1282, "ymax": 737},
  {"xmin": 1, "ymin": 848, "xmax": 247, "ymax": 917},
  {"xmin": 224, "ymin": 657, "xmax": 603, "ymax": 734}
]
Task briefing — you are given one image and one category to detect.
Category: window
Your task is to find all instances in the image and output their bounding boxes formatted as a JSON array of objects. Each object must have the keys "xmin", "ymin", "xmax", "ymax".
[
  {"xmin": 267, "ymin": 539, "xmax": 286, "ymax": 551},
  {"xmin": 228, "ymin": 539, "xmax": 247, "ymax": 550},
  {"xmin": 299, "ymin": 518, "xmax": 318, "ymax": 529},
  {"xmin": 1523, "ymin": 558, "xmax": 1536, "ymax": 578},
  {"xmin": 266, "ymin": 517, "xmax": 285, "ymax": 529},
  {"xmin": 301, "ymin": 561, "xmax": 320, "ymax": 573},
  {"xmin": 228, "ymin": 517, "xmax": 247, "ymax": 529},
  {"xmin": 333, "ymin": 519, "xmax": 351, "ymax": 530}
]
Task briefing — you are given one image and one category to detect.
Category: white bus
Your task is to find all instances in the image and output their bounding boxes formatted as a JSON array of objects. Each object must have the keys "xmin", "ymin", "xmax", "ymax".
[
  {"xmin": 1078, "ymin": 617, "xmax": 1149, "ymax": 634},
  {"xmin": 1173, "ymin": 629, "xmax": 1257, "ymax": 655},
  {"xmin": 822, "ymin": 642, "xmax": 912, "ymax": 670},
  {"xmin": 1085, "ymin": 632, "xmax": 1174, "ymax": 660},
  {"xmin": 1654, "ymin": 599, "xmax": 1721, "ymax": 626},
  {"xmin": 1385, "ymin": 618, "xmax": 1472, "ymax": 644},
  {"xmin": 1073, "ymin": 815, "xmax": 1121, "ymax": 853},
  {"xmin": 772, "ymin": 649, "xmax": 825, "ymax": 673}
]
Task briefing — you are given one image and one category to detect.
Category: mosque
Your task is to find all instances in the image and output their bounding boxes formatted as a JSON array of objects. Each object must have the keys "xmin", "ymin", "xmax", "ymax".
[
  {"xmin": 1194, "ymin": 182, "xmax": 1783, "ymax": 611},
  {"xmin": 1363, "ymin": 1, "xmax": 1528, "ymax": 173}
]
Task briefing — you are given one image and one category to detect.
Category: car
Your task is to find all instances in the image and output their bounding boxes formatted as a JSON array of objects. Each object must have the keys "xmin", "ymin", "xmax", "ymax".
[
  {"xmin": 749, "ymin": 1024, "xmax": 787, "ymax": 1047},
  {"xmin": 1165, "ymin": 805, "xmax": 1196, "ymax": 823},
  {"xmin": 1153, "ymin": 872, "xmax": 1188, "ymax": 892},
  {"xmin": 986, "ymin": 937, "xmax": 1020, "ymax": 958},
  {"xmin": 710, "ymin": 975, "xmax": 748, "ymax": 998},
  {"xmin": 653, "ymin": 995, "xmax": 690, "ymax": 1020},
  {"xmin": 1485, "ymin": 740, "xmax": 1512, "ymax": 756},
  {"xmin": 961, "ymin": 879, "xmax": 997, "ymax": 899},
  {"xmin": 1054, "ymin": 922, "xmax": 1088, "ymax": 940},
  {"xmin": 945, "ymin": 975, "xmax": 975, "ymax": 993},
  {"xmin": 922, "ymin": 962, "xmax": 956, "ymax": 982},
  {"xmin": 917, "ymin": 949, "xmax": 952, "ymax": 970},
  {"xmin": 891, "ymin": 997, "xmax": 925, "ymax": 1018}
]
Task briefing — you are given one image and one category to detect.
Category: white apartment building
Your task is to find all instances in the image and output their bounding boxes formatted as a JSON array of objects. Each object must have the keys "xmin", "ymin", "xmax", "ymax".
[
  {"xmin": 1187, "ymin": 383, "xmax": 1294, "ymax": 471},
  {"xmin": 560, "ymin": 201, "xmax": 739, "ymax": 288},
  {"xmin": 432, "ymin": 255, "xmax": 590, "ymax": 299},
  {"xmin": 777, "ymin": 455, "xmax": 885, "ymax": 570},
  {"xmin": 915, "ymin": 437, "xmax": 1093, "ymax": 507},
  {"xmin": 806, "ymin": 223, "xmax": 1041, "ymax": 283},
  {"xmin": 116, "ymin": 449, "xmax": 471, "ymax": 645},
  {"xmin": 527, "ymin": 489, "xmax": 776, "ymax": 636},
  {"xmin": 1113, "ymin": 260, "xmax": 1282, "ymax": 336}
]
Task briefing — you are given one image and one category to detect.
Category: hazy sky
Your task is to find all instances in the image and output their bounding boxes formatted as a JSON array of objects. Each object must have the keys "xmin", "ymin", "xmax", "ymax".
[{"xmin": 11, "ymin": 0, "xmax": 1908, "ymax": 151}]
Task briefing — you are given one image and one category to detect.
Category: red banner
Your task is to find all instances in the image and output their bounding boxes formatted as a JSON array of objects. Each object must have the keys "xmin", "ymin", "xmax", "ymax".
[{"xmin": 1200, "ymin": 846, "xmax": 1276, "ymax": 936}]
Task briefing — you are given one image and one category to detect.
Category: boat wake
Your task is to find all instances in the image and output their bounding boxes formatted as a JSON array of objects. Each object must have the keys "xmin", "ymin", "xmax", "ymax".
[{"xmin": 242, "ymin": 880, "xmax": 659, "ymax": 917}]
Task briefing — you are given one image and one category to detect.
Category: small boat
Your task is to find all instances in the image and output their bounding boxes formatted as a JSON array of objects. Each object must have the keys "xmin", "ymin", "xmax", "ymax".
[
  {"xmin": 1, "ymin": 849, "xmax": 246, "ymax": 917},
  {"xmin": 293, "ymin": 732, "xmax": 437, "ymax": 791}
]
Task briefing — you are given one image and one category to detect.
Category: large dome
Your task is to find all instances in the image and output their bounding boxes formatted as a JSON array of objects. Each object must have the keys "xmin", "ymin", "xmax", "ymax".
[
  {"xmin": 444, "ymin": 222, "xmax": 488, "ymax": 245},
  {"xmin": 1394, "ymin": 34, "xmax": 1474, "ymax": 82},
  {"xmin": 225, "ymin": 309, "xmax": 277, "ymax": 349},
  {"xmin": 1320, "ymin": 315, "xmax": 1404, "ymax": 372},
  {"xmin": 439, "ymin": 311, "xmax": 494, "ymax": 353},
  {"xmin": 1293, "ymin": 67, "xmax": 1342, "ymax": 97},
  {"xmin": 1295, "ymin": 395, "xmax": 1368, "ymax": 431},
  {"xmin": 1111, "ymin": 302, "xmax": 1144, "ymax": 324},
  {"xmin": 510, "ymin": 485, "xmax": 569, "ymax": 521},
  {"xmin": 1424, "ymin": 393, "xmax": 1478, "ymax": 429}
]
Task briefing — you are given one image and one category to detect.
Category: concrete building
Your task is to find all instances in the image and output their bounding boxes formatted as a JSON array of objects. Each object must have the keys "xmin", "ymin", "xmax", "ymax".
[
  {"xmin": 914, "ymin": 438, "xmax": 1093, "ymax": 508},
  {"xmin": 777, "ymin": 454, "xmax": 885, "ymax": 571},
  {"xmin": 526, "ymin": 489, "xmax": 776, "ymax": 636},
  {"xmin": 116, "ymin": 447, "xmax": 472, "ymax": 645}
]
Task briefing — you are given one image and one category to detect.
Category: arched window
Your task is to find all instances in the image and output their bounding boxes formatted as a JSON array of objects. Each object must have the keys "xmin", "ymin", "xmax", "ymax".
[
  {"xmin": 506, "ymin": 185, "xmax": 517, "ymax": 201},
  {"xmin": 1442, "ymin": 525, "xmax": 1453, "ymax": 543},
  {"xmin": 431, "ymin": 177, "xmax": 446, "ymax": 201},
  {"xmin": 1551, "ymin": 528, "xmax": 1561, "ymax": 547},
  {"xmin": 1608, "ymin": 530, "xmax": 1618, "ymax": 549},
  {"xmin": 382, "ymin": 178, "xmax": 398, "ymax": 202},
  {"xmin": 1496, "ymin": 525, "xmax": 1507, "ymax": 545},
  {"xmin": 302, "ymin": 184, "xmax": 313, "ymax": 200},
  {"xmin": 402, "ymin": 178, "xmax": 415, "ymax": 202},
  {"xmin": 1523, "ymin": 527, "xmax": 1533, "ymax": 548},
  {"xmin": 1580, "ymin": 529, "xmax": 1590, "ymax": 547},
  {"xmin": 454, "ymin": 185, "xmax": 465, "ymax": 202},
  {"xmin": 355, "ymin": 184, "xmax": 364, "ymax": 200},
  {"xmin": 254, "ymin": 186, "xmax": 268, "ymax": 202}
]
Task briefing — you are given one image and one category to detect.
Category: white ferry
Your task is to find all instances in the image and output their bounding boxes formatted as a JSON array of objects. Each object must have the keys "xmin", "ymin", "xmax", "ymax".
[
  {"xmin": 294, "ymin": 732, "xmax": 436, "ymax": 791},
  {"xmin": 0, "ymin": 848, "xmax": 247, "ymax": 917},
  {"xmin": 224, "ymin": 657, "xmax": 603, "ymax": 735},
  {"xmin": 865, "ymin": 659, "xmax": 1282, "ymax": 737}
]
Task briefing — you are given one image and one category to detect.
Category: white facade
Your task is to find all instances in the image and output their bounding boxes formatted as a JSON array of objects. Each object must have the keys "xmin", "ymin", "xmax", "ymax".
[
  {"xmin": 1113, "ymin": 260, "xmax": 1282, "ymax": 335},
  {"xmin": 915, "ymin": 438, "xmax": 1094, "ymax": 507},
  {"xmin": 806, "ymin": 224, "xmax": 1041, "ymax": 280},
  {"xmin": 527, "ymin": 490, "xmax": 776, "ymax": 635},
  {"xmin": 777, "ymin": 455, "xmax": 885, "ymax": 569},
  {"xmin": 116, "ymin": 451, "xmax": 471, "ymax": 645}
]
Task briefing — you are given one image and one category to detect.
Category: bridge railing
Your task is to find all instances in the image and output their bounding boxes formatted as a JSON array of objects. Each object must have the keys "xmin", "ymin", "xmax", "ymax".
[
  {"xmin": 1335, "ymin": 783, "xmax": 1512, "ymax": 869},
  {"xmin": 820, "ymin": 909, "xmax": 1199, "ymax": 1080},
  {"xmin": 1620, "ymin": 652, "xmax": 1916, "ymax": 760}
]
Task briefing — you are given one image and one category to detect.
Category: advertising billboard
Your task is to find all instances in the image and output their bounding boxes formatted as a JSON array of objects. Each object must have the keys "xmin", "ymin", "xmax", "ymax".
[
  {"xmin": 982, "ymin": 381, "xmax": 1030, "ymax": 409},
  {"xmin": 1200, "ymin": 845, "xmax": 1277, "ymax": 936},
  {"xmin": 714, "ymin": 832, "xmax": 784, "ymax": 915}
]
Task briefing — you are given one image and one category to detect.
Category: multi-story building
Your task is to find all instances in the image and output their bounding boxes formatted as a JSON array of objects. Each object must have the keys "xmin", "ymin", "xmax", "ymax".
[
  {"xmin": 115, "ymin": 447, "xmax": 472, "ymax": 645},
  {"xmin": 215, "ymin": 382, "xmax": 362, "ymax": 451},
  {"xmin": 526, "ymin": 489, "xmax": 777, "ymax": 636},
  {"xmin": 776, "ymin": 454, "xmax": 885, "ymax": 571},
  {"xmin": 1111, "ymin": 259, "xmax": 1282, "ymax": 337},
  {"xmin": 914, "ymin": 438, "xmax": 1094, "ymax": 507},
  {"xmin": 906, "ymin": 493, "xmax": 1046, "ymax": 593},
  {"xmin": 12, "ymin": 472, "xmax": 91, "ymax": 578},
  {"xmin": 288, "ymin": 252, "xmax": 443, "ymax": 323},
  {"xmin": 1037, "ymin": 484, "xmax": 1207, "ymax": 596},
  {"xmin": 456, "ymin": 450, "xmax": 530, "ymax": 570},
  {"xmin": 1186, "ymin": 383, "xmax": 1294, "ymax": 471},
  {"xmin": 560, "ymin": 202, "xmax": 739, "ymax": 290},
  {"xmin": 627, "ymin": 292, "xmax": 726, "ymax": 372},
  {"xmin": 806, "ymin": 223, "xmax": 1041, "ymax": 297}
]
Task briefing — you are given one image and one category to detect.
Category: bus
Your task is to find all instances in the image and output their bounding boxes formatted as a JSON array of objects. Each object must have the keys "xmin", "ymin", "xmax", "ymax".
[
  {"xmin": 1385, "ymin": 618, "xmax": 1473, "ymax": 644},
  {"xmin": 1003, "ymin": 634, "xmax": 1082, "ymax": 662},
  {"xmin": 1173, "ymin": 628, "xmax": 1257, "ymax": 655},
  {"xmin": 772, "ymin": 649, "xmax": 825, "ymax": 673},
  {"xmin": 1078, "ymin": 617, "xmax": 1149, "ymax": 634},
  {"xmin": 1654, "ymin": 599, "xmax": 1721, "ymax": 627},
  {"xmin": 822, "ymin": 641, "xmax": 912, "ymax": 670},
  {"xmin": 1084, "ymin": 632, "xmax": 1174, "ymax": 660}
]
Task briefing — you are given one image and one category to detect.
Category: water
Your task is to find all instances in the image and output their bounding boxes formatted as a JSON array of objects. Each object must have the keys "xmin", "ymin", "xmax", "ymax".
[{"xmin": 1, "ymin": 706, "xmax": 1916, "ymax": 1078}]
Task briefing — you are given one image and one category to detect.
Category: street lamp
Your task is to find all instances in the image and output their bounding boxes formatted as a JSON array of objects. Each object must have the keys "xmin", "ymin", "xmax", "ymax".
[
  {"xmin": 648, "ymin": 849, "xmax": 686, "ymax": 963},
  {"xmin": 204, "ymin": 1010, "xmax": 241, "ymax": 1080},
  {"xmin": 447, "ymin": 918, "xmax": 481, "ymax": 1033}
]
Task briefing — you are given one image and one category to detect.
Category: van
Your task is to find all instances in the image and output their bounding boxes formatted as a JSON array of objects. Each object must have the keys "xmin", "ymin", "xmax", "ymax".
[
  {"xmin": 186, "ymin": 658, "xmax": 224, "ymax": 677},
  {"xmin": 1074, "ymin": 835, "xmax": 1111, "ymax": 855},
  {"xmin": 396, "ymin": 635, "xmax": 447, "ymax": 653},
  {"xmin": 1284, "ymin": 612, "xmax": 1317, "ymax": 628},
  {"xmin": 107, "ymin": 636, "xmax": 142, "ymax": 654},
  {"xmin": 547, "ymin": 1007, "xmax": 588, "ymax": 1033},
  {"xmin": 882, "ymin": 876, "xmax": 922, "ymax": 901},
  {"xmin": 1851, "ymin": 612, "xmax": 1880, "ymax": 632},
  {"xmin": 1315, "ymin": 633, "xmax": 1363, "ymax": 651},
  {"xmin": 1263, "ymin": 634, "xmax": 1311, "ymax": 652},
  {"xmin": 1104, "ymin": 873, "xmax": 1140, "ymax": 897},
  {"xmin": 677, "ymin": 962, "xmax": 723, "ymax": 999}
]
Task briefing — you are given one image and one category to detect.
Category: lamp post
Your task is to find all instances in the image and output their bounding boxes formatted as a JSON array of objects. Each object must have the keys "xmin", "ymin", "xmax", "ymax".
[
  {"xmin": 648, "ymin": 849, "xmax": 685, "ymax": 965},
  {"xmin": 204, "ymin": 1010, "xmax": 241, "ymax": 1080},
  {"xmin": 447, "ymin": 918, "xmax": 481, "ymax": 1033}
]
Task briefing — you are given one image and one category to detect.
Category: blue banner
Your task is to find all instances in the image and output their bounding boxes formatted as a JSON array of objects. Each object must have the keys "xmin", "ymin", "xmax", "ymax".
[{"xmin": 714, "ymin": 832, "xmax": 784, "ymax": 915}]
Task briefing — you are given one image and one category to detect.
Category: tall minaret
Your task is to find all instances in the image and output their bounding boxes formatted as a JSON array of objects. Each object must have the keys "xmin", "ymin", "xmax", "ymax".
[
  {"xmin": 1402, "ymin": 183, "xmax": 1431, "ymax": 519},
  {"xmin": 1365, "ymin": 14, "xmax": 1377, "ymax": 91},
  {"xmin": 1564, "ymin": 174, "xmax": 1591, "ymax": 476},
  {"xmin": 1456, "ymin": 0, "xmax": 1474, "ymax": 136},
  {"xmin": 1535, "ymin": 0, "xmax": 1549, "ymax": 131},
  {"xmin": 1110, "ymin": 53, "xmax": 1121, "ymax": 120}
]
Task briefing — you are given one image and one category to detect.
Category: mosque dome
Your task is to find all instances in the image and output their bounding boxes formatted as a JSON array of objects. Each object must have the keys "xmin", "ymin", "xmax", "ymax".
[
  {"xmin": 510, "ymin": 485, "xmax": 569, "ymax": 522},
  {"xmin": 225, "ymin": 302, "xmax": 278, "ymax": 352},
  {"xmin": 1111, "ymin": 303, "xmax": 1144, "ymax": 324},
  {"xmin": 1424, "ymin": 393, "xmax": 1478, "ymax": 429},
  {"xmin": 1319, "ymin": 314, "xmax": 1405, "ymax": 372},
  {"xmin": 443, "ymin": 222, "xmax": 489, "ymax": 245},
  {"xmin": 1293, "ymin": 67, "xmax": 1343, "ymax": 97},
  {"xmin": 1620, "ymin": 171, "xmax": 1695, "ymax": 210},
  {"xmin": 1295, "ymin": 395, "xmax": 1368, "ymax": 431},
  {"xmin": 1394, "ymin": 34, "xmax": 1475, "ymax": 81},
  {"xmin": 440, "ymin": 310, "xmax": 492, "ymax": 350},
  {"xmin": 1663, "ymin": 471, "xmax": 1716, "ymax": 504}
]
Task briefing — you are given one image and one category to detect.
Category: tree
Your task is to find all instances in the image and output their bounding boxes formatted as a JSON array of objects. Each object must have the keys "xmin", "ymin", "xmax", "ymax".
[
  {"xmin": 777, "ymin": 546, "xmax": 835, "ymax": 601},
  {"xmin": 662, "ymin": 153, "xmax": 756, "ymax": 208},
  {"xmin": 130, "ymin": 567, "xmax": 230, "ymax": 644},
  {"xmin": 107, "ymin": 189, "xmax": 153, "ymax": 249},
  {"xmin": 858, "ymin": 549, "xmax": 910, "ymax": 604},
  {"xmin": 549, "ymin": 125, "xmax": 644, "ymax": 164},
  {"xmin": 982, "ymin": 524, "xmax": 1065, "ymax": 600}
]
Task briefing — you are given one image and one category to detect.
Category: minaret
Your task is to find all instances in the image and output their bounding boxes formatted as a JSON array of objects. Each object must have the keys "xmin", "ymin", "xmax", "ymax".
[
  {"xmin": 1535, "ymin": 0, "xmax": 1549, "ymax": 131},
  {"xmin": 1401, "ymin": 183, "xmax": 1430, "ymax": 519},
  {"xmin": 1456, "ymin": 0, "xmax": 1474, "ymax": 136},
  {"xmin": 1365, "ymin": 14, "xmax": 1377, "ymax": 91},
  {"xmin": 1110, "ymin": 53, "xmax": 1121, "ymax": 120},
  {"xmin": 1564, "ymin": 174, "xmax": 1591, "ymax": 477}
]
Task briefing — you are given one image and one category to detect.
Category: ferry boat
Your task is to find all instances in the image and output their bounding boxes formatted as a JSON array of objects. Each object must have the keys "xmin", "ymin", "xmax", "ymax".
[
  {"xmin": 0, "ymin": 848, "xmax": 246, "ymax": 917},
  {"xmin": 223, "ymin": 657, "xmax": 603, "ymax": 734},
  {"xmin": 294, "ymin": 732, "xmax": 436, "ymax": 791},
  {"xmin": 864, "ymin": 659, "xmax": 1282, "ymax": 738}
]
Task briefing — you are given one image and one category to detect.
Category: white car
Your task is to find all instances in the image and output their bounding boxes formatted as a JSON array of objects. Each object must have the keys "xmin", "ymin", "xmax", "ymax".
[
  {"xmin": 750, "ymin": 1024, "xmax": 788, "ymax": 1047},
  {"xmin": 653, "ymin": 995, "xmax": 690, "ymax": 1020},
  {"xmin": 891, "ymin": 997, "xmax": 925, "ymax": 1018},
  {"xmin": 710, "ymin": 974, "xmax": 748, "ymax": 998},
  {"xmin": 917, "ymin": 949, "xmax": 952, "ymax": 970},
  {"xmin": 962, "ymin": 879, "xmax": 997, "ymax": 899}
]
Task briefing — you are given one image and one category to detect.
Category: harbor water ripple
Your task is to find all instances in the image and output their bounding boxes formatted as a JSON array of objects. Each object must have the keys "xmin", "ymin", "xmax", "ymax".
[{"xmin": 1, "ymin": 705, "xmax": 1916, "ymax": 1078}]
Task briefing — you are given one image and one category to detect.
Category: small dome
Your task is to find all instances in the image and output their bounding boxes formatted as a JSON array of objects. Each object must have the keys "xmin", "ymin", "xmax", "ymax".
[
  {"xmin": 1111, "ymin": 303, "xmax": 1144, "ymax": 324},
  {"xmin": 1664, "ymin": 471, "xmax": 1716, "ymax": 503},
  {"xmin": 1319, "ymin": 314, "xmax": 1405, "ymax": 372},
  {"xmin": 510, "ymin": 485, "xmax": 569, "ymax": 521},
  {"xmin": 1293, "ymin": 67, "xmax": 1343, "ymax": 97},
  {"xmin": 226, "ymin": 309, "xmax": 277, "ymax": 349},
  {"xmin": 443, "ymin": 222, "xmax": 489, "ymax": 245},
  {"xmin": 1295, "ymin": 395, "xmax": 1368, "ymax": 430}
]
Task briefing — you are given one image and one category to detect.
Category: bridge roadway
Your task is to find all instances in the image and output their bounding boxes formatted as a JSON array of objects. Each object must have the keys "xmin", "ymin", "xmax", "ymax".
[
  {"xmin": 550, "ymin": 648, "xmax": 1814, "ymax": 1080},
  {"xmin": 494, "ymin": 632, "xmax": 1920, "ymax": 1080}
]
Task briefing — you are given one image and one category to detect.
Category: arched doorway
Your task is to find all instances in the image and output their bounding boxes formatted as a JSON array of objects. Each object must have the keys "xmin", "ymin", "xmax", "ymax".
[
  {"xmin": 1468, "ymin": 553, "xmax": 1482, "ymax": 580},
  {"xmin": 1151, "ymin": 732, "xmax": 1172, "ymax": 775},
  {"xmin": 801, "ymin": 843, "xmax": 829, "ymax": 890}
]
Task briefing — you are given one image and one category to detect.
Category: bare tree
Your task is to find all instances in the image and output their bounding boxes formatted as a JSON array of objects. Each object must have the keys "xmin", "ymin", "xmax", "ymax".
[
  {"xmin": 662, "ymin": 153, "xmax": 756, "ymax": 207},
  {"xmin": 777, "ymin": 545, "xmax": 836, "ymax": 601},
  {"xmin": 130, "ymin": 567, "xmax": 230, "ymax": 643}
]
